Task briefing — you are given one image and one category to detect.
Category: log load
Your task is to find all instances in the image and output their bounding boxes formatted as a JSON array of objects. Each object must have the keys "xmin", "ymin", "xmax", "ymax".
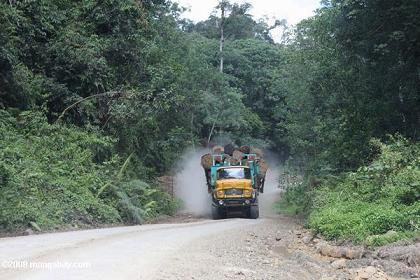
[
  {"xmin": 200, "ymin": 153, "xmax": 213, "ymax": 170},
  {"xmin": 239, "ymin": 145, "xmax": 251, "ymax": 154},
  {"xmin": 250, "ymin": 146, "xmax": 264, "ymax": 158},
  {"xmin": 201, "ymin": 144, "xmax": 268, "ymax": 193},
  {"xmin": 232, "ymin": 149, "xmax": 244, "ymax": 162},
  {"xmin": 212, "ymin": 145, "xmax": 224, "ymax": 154},
  {"xmin": 223, "ymin": 143, "xmax": 235, "ymax": 156}
]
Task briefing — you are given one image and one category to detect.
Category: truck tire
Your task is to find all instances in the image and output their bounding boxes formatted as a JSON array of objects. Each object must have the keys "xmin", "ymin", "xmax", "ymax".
[
  {"xmin": 212, "ymin": 206, "xmax": 225, "ymax": 220},
  {"xmin": 249, "ymin": 205, "xmax": 259, "ymax": 219}
]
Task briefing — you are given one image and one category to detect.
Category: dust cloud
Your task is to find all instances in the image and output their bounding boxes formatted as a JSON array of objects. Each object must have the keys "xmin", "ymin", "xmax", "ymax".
[
  {"xmin": 174, "ymin": 149, "xmax": 212, "ymax": 217},
  {"xmin": 173, "ymin": 148, "xmax": 281, "ymax": 218},
  {"xmin": 259, "ymin": 155, "xmax": 281, "ymax": 218}
]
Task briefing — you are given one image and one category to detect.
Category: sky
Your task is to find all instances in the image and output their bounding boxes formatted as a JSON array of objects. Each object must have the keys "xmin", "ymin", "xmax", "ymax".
[{"xmin": 175, "ymin": 0, "xmax": 321, "ymax": 26}]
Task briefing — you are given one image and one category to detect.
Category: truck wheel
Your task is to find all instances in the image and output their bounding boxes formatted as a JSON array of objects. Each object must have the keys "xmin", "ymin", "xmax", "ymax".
[
  {"xmin": 249, "ymin": 205, "xmax": 259, "ymax": 219},
  {"xmin": 212, "ymin": 206, "xmax": 225, "ymax": 220}
]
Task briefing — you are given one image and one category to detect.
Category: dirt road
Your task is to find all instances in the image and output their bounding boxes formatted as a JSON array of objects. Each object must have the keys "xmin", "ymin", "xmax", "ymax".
[
  {"xmin": 0, "ymin": 214, "xmax": 324, "ymax": 280},
  {"xmin": 0, "ymin": 165, "xmax": 416, "ymax": 280},
  {"xmin": 2, "ymin": 161, "xmax": 322, "ymax": 280},
  {"xmin": 1, "ymin": 211, "xmax": 417, "ymax": 280}
]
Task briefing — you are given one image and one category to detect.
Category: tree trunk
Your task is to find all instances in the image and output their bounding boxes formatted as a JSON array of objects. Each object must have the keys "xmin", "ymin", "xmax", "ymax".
[{"xmin": 219, "ymin": 2, "xmax": 225, "ymax": 73}]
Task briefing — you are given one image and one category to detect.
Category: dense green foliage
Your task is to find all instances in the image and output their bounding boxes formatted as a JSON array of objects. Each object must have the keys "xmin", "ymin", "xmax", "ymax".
[
  {"xmin": 308, "ymin": 137, "xmax": 419, "ymax": 244},
  {"xmin": 273, "ymin": 0, "xmax": 420, "ymax": 243},
  {"xmin": 1, "ymin": 0, "xmax": 279, "ymax": 231},
  {"xmin": 277, "ymin": 137, "xmax": 419, "ymax": 245},
  {"xmin": 281, "ymin": 0, "xmax": 420, "ymax": 170},
  {"xmin": 0, "ymin": 110, "xmax": 178, "ymax": 231},
  {"xmin": 0, "ymin": 110, "xmax": 118, "ymax": 229},
  {"xmin": 0, "ymin": 0, "xmax": 419, "ymax": 238},
  {"xmin": 275, "ymin": 177, "xmax": 313, "ymax": 216}
]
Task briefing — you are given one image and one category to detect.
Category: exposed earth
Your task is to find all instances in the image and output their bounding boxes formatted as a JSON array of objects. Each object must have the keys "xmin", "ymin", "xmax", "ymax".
[
  {"xmin": 0, "ymin": 163, "xmax": 418, "ymax": 280},
  {"xmin": 1, "ymin": 209, "xmax": 418, "ymax": 280},
  {"xmin": 1, "ymin": 163, "xmax": 419, "ymax": 280}
]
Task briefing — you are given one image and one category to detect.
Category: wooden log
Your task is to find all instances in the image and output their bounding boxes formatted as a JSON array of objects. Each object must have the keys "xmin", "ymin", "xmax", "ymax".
[
  {"xmin": 214, "ymin": 154, "xmax": 224, "ymax": 164},
  {"xmin": 258, "ymin": 159, "xmax": 268, "ymax": 176},
  {"xmin": 232, "ymin": 149, "xmax": 244, "ymax": 162},
  {"xmin": 224, "ymin": 143, "xmax": 235, "ymax": 156},
  {"xmin": 250, "ymin": 147, "xmax": 264, "ymax": 158},
  {"xmin": 201, "ymin": 153, "xmax": 213, "ymax": 169},
  {"xmin": 218, "ymin": 155, "xmax": 235, "ymax": 165},
  {"xmin": 239, "ymin": 145, "xmax": 251, "ymax": 154},
  {"xmin": 212, "ymin": 145, "xmax": 224, "ymax": 154}
]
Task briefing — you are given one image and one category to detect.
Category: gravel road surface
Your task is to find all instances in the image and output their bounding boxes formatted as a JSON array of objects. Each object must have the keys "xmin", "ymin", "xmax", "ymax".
[
  {"xmin": 0, "ymin": 166, "xmax": 415, "ymax": 280},
  {"xmin": 0, "ymin": 214, "xmax": 332, "ymax": 280}
]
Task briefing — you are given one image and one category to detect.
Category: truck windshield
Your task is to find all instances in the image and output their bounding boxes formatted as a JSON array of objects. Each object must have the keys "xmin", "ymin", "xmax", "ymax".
[{"xmin": 217, "ymin": 168, "xmax": 251, "ymax": 180}]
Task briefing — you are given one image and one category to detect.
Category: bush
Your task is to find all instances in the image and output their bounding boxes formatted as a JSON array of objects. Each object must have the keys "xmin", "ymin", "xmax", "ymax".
[
  {"xmin": 103, "ymin": 179, "xmax": 180, "ymax": 224},
  {"xmin": 0, "ymin": 110, "xmax": 121, "ymax": 230},
  {"xmin": 0, "ymin": 110, "xmax": 179, "ymax": 232},
  {"xmin": 275, "ymin": 180, "xmax": 312, "ymax": 216},
  {"xmin": 365, "ymin": 231, "xmax": 417, "ymax": 247},
  {"xmin": 308, "ymin": 136, "xmax": 419, "ymax": 244}
]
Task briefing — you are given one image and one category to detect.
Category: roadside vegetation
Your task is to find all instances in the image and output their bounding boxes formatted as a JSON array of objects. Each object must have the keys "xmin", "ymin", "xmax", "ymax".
[
  {"xmin": 309, "ymin": 137, "xmax": 419, "ymax": 246},
  {"xmin": 0, "ymin": 0, "xmax": 281, "ymax": 232},
  {"xmin": 0, "ymin": 110, "xmax": 178, "ymax": 231},
  {"xmin": 1, "ymin": 0, "xmax": 419, "ymax": 241},
  {"xmin": 275, "ymin": 0, "xmax": 420, "ymax": 245},
  {"xmin": 279, "ymin": 137, "xmax": 419, "ymax": 246}
]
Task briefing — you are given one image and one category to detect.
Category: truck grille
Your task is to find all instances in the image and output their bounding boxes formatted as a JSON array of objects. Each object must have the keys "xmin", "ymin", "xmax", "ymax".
[{"xmin": 224, "ymin": 188, "xmax": 243, "ymax": 195}]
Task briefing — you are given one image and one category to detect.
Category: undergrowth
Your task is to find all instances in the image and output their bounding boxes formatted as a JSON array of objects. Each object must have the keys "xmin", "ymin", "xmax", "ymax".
[
  {"xmin": 0, "ymin": 110, "xmax": 179, "ymax": 232},
  {"xmin": 277, "ymin": 136, "xmax": 420, "ymax": 246}
]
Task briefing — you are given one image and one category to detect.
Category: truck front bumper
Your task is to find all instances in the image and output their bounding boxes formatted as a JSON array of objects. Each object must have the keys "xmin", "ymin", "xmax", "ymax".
[{"xmin": 212, "ymin": 197, "xmax": 257, "ymax": 207}]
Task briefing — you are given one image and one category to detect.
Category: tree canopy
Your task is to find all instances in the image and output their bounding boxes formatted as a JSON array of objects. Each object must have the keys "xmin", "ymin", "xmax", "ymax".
[{"xmin": 0, "ymin": 0, "xmax": 419, "ymax": 232}]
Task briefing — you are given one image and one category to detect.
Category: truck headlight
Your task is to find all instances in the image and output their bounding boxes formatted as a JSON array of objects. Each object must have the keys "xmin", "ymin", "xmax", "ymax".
[
  {"xmin": 243, "ymin": 189, "xmax": 252, "ymax": 197},
  {"xmin": 216, "ymin": 190, "xmax": 224, "ymax": 198}
]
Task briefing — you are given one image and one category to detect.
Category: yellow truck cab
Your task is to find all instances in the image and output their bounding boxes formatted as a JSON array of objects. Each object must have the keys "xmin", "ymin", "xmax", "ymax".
[{"xmin": 208, "ymin": 157, "xmax": 261, "ymax": 219}]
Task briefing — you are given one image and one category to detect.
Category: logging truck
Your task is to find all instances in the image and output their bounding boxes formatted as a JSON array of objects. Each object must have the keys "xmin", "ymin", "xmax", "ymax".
[{"xmin": 201, "ymin": 147, "xmax": 267, "ymax": 219}]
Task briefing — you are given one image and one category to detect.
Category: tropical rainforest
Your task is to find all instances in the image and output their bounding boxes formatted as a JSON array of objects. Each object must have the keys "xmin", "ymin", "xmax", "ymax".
[{"xmin": 0, "ymin": 0, "xmax": 419, "ymax": 243}]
